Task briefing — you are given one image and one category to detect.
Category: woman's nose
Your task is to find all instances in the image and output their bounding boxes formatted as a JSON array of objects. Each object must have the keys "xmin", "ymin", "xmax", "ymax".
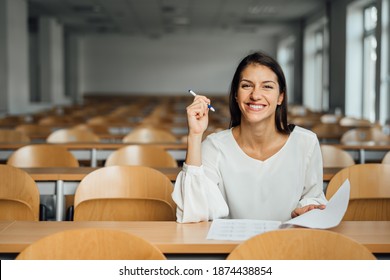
[{"xmin": 250, "ymin": 86, "xmax": 262, "ymax": 100}]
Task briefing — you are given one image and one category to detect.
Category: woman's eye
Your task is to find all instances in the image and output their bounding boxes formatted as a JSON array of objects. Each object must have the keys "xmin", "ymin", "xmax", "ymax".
[
  {"xmin": 264, "ymin": 85, "xmax": 274, "ymax": 89},
  {"xmin": 241, "ymin": 84, "xmax": 252, "ymax": 89}
]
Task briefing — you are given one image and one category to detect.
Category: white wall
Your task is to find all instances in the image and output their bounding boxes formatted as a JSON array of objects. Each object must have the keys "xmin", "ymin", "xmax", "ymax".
[{"xmin": 80, "ymin": 32, "xmax": 276, "ymax": 96}]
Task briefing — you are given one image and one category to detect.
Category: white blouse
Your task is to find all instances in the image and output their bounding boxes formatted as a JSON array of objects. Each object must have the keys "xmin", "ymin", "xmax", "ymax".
[{"xmin": 172, "ymin": 126, "xmax": 327, "ymax": 223}]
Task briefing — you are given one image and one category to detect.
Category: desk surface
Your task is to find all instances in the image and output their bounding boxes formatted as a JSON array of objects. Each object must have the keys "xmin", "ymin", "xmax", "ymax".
[
  {"xmin": 0, "ymin": 221, "xmax": 388, "ymax": 254},
  {"xmin": 0, "ymin": 142, "xmax": 187, "ymax": 150},
  {"xmin": 22, "ymin": 167, "xmax": 339, "ymax": 183},
  {"xmin": 22, "ymin": 167, "xmax": 180, "ymax": 182}
]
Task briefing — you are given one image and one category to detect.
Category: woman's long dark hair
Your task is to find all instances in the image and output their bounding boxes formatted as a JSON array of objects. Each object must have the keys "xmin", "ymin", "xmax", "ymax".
[{"xmin": 228, "ymin": 51, "xmax": 292, "ymax": 134}]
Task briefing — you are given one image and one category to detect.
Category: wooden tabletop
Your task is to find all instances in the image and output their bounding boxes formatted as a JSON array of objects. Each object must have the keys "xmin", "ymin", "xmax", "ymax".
[
  {"xmin": 0, "ymin": 221, "xmax": 389, "ymax": 254},
  {"xmin": 22, "ymin": 167, "xmax": 181, "ymax": 182},
  {"xmin": 22, "ymin": 167, "xmax": 339, "ymax": 183},
  {"xmin": 0, "ymin": 142, "xmax": 187, "ymax": 150}
]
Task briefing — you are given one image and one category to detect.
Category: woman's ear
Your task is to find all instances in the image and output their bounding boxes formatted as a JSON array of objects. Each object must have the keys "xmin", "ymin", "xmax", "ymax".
[{"xmin": 278, "ymin": 92, "xmax": 284, "ymax": 105}]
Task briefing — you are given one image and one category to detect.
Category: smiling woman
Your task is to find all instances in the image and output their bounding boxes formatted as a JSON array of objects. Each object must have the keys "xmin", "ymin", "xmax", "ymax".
[{"xmin": 172, "ymin": 51, "xmax": 327, "ymax": 223}]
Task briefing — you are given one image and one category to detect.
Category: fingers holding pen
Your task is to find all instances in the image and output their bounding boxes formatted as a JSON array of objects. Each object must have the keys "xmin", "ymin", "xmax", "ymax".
[
  {"xmin": 188, "ymin": 90, "xmax": 215, "ymax": 112},
  {"xmin": 187, "ymin": 95, "xmax": 211, "ymax": 119}
]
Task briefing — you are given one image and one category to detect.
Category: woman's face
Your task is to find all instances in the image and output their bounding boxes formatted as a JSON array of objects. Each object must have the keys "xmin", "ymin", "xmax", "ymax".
[{"xmin": 236, "ymin": 63, "xmax": 284, "ymax": 125}]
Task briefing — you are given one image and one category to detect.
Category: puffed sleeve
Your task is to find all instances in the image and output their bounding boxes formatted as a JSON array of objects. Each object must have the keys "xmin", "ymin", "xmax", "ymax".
[
  {"xmin": 172, "ymin": 137, "xmax": 229, "ymax": 223},
  {"xmin": 297, "ymin": 137, "xmax": 328, "ymax": 207}
]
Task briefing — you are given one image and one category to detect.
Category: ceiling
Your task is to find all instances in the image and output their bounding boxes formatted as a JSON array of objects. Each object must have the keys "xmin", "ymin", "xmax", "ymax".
[{"xmin": 28, "ymin": 0, "xmax": 327, "ymax": 37}]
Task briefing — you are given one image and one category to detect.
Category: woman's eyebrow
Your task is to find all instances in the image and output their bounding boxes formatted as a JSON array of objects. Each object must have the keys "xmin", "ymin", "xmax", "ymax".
[
  {"xmin": 262, "ymin": 80, "xmax": 277, "ymax": 84},
  {"xmin": 240, "ymin": 78, "xmax": 253, "ymax": 83}
]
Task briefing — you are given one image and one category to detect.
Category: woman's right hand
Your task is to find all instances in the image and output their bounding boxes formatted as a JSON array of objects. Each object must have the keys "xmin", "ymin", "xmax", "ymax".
[{"xmin": 186, "ymin": 95, "xmax": 211, "ymax": 136}]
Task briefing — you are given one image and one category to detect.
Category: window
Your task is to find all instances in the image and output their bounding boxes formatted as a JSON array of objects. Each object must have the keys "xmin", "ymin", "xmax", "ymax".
[
  {"xmin": 277, "ymin": 36, "xmax": 296, "ymax": 103},
  {"xmin": 380, "ymin": 0, "xmax": 389, "ymax": 124},
  {"xmin": 346, "ymin": 0, "xmax": 379, "ymax": 122},
  {"xmin": 303, "ymin": 17, "xmax": 329, "ymax": 112},
  {"xmin": 362, "ymin": 4, "xmax": 377, "ymax": 121}
]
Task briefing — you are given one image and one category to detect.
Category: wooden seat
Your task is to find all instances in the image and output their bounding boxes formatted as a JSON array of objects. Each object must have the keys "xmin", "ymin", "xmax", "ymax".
[
  {"xmin": 0, "ymin": 129, "xmax": 30, "ymax": 143},
  {"xmin": 7, "ymin": 144, "xmax": 79, "ymax": 167},
  {"xmin": 340, "ymin": 127, "xmax": 390, "ymax": 144},
  {"xmin": 382, "ymin": 151, "xmax": 390, "ymax": 164},
  {"xmin": 47, "ymin": 128, "xmax": 100, "ymax": 143},
  {"xmin": 16, "ymin": 228, "xmax": 166, "ymax": 260},
  {"xmin": 105, "ymin": 145, "xmax": 178, "ymax": 167},
  {"xmin": 74, "ymin": 165, "xmax": 176, "ymax": 221},
  {"xmin": 320, "ymin": 144, "xmax": 355, "ymax": 168},
  {"xmin": 123, "ymin": 127, "xmax": 177, "ymax": 143},
  {"xmin": 0, "ymin": 164, "xmax": 40, "ymax": 221},
  {"xmin": 226, "ymin": 228, "xmax": 376, "ymax": 260},
  {"xmin": 326, "ymin": 164, "xmax": 390, "ymax": 220}
]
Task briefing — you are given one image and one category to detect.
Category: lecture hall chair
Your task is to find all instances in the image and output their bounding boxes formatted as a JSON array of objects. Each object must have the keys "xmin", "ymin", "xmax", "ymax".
[
  {"xmin": 7, "ymin": 144, "xmax": 80, "ymax": 220},
  {"xmin": 0, "ymin": 164, "xmax": 40, "ymax": 221},
  {"xmin": 326, "ymin": 163, "xmax": 390, "ymax": 220},
  {"xmin": 340, "ymin": 127, "xmax": 390, "ymax": 144},
  {"xmin": 226, "ymin": 228, "xmax": 376, "ymax": 260},
  {"xmin": 46, "ymin": 128, "xmax": 100, "ymax": 143},
  {"xmin": 16, "ymin": 228, "xmax": 166, "ymax": 260},
  {"xmin": 382, "ymin": 151, "xmax": 390, "ymax": 164},
  {"xmin": 7, "ymin": 144, "xmax": 79, "ymax": 167},
  {"xmin": 320, "ymin": 144, "xmax": 355, "ymax": 168},
  {"xmin": 73, "ymin": 165, "xmax": 176, "ymax": 221},
  {"xmin": 122, "ymin": 127, "xmax": 177, "ymax": 143},
  {"xmin": 105, "ymin": 144, "xmax": 178, "ymax": 167}
]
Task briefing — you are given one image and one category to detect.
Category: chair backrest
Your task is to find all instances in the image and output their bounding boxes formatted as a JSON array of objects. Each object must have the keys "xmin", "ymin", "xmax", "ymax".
[
  {"xmin": 320, "ymin": 144, "xmax": 355, "ymax": 168},
  {"xmin": 74, "ymin": 198, "xmax": 175, "ymax": 221},
  {"xmin": 0, "ymin": 164, "xmax": 40, "ymax": 221},
  {"xmin": 226, "ymin": 228, "xmax": 376, "ymax": 260},
  {"xmin": 105, "ymin": 145, "xmax": 178, "ymax": 167},
  {"xmin": 382, "ymin": 151, "xmax": 390, "ymax": 164},
  {"xmin": 7, "ymin": 144, "xmax": 79, "ymax": 167},
  {"xmin": 47, "ymin": 128, "xmax": 100, "ymax": 143},
  {"xmin": 73, "ymin": 123, "xmax": 110, "ymax": 134},
  {"xmin": 123, "ymin": 127, "xmax": 177, "ymax": 143},
  {"xmin": 74, "ymin": 165, "xmax": 176, "ymax": 221},
  {"xmin": 311, "ymin": 123, "xmax": 349, "ymax": 141},
  {"xmin": 0, "ymin": 129, "xmax": 30, "ymax": 143},
  {"xmin": 326, "ymin": 164, "xmax": 390, "ymax": 220},
  {"xmin": 16, "ymin": 228, "xmax": 166, "ymax": 260},
  {"xmin": 339, "ymin": 117, "xmax": 372, "ymax": 128},
  {"xmin": 341, "ymin": 127, "xmax": 390, "ymax": 143},
  {"xmin": 15, "ymin": 124, "xmax": 52, "ymax": 137}
]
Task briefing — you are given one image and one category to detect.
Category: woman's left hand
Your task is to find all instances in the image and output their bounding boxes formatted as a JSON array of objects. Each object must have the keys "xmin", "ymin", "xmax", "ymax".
[{"xmin": 291, "ymin": 204, "xmax": 326, "ymax": 218}]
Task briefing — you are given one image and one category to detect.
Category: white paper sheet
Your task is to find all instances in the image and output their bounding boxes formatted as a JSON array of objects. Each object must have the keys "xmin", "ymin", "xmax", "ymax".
[
  {"xmin": 207, "ymin": 219, "xmax": 283, "ymax": 241},
  {"xmin": 206, "ymin": 179, "xmax": 350, "ymax": 241},
  {"xmin": 284, "ymin": 179, "xmax": 350, "ymax": 229}
]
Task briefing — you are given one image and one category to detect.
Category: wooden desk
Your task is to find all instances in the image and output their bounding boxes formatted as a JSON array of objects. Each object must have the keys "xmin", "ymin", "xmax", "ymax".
[
  {"xmin": 23, "ymin": 167, "xmax": 180, "ymax": 182},
  {"xmin": 0, "ymin": 221, "xmax": 389, "ymax": 255},
  {"xmin": 334, "ymin": 142, "xmax": 390, "ymax": 164},
  {"xmin": 0, "ymin": 142, "xmax": 187, "ymax": 167},
  {"xmin": 23, "ymin": 166, "xmax": 339, "ymax": 183}
]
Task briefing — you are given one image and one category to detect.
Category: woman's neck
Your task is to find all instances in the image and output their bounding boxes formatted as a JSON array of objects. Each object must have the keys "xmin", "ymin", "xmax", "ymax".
[{"xmin": 232, "ymin": 121, "xmax": 288, "ymax": 161}]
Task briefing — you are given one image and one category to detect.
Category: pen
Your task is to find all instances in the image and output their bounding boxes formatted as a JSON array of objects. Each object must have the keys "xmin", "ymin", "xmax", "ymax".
[{"xmin": 188, "ymin": 90, "xmax": 216, "ymax": 112}]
